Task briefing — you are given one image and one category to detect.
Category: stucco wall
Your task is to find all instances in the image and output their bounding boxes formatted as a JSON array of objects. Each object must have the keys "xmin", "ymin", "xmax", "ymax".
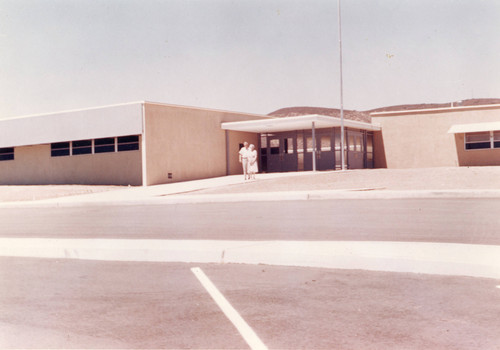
[
  {"xmin": 372, "ymin": 106, "xmax": 500, "ymax": 168},
  {"xmin": 144, "ymin": 103, "xmax": 262, "ymax": 185},
  {"xmin": 0, "ymin": 143, "xmax": 142, "ymax": 185}
]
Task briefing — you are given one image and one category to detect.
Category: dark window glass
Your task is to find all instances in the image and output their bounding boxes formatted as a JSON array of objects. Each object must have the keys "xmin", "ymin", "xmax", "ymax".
[
  {"xmin": 0, "ymin": 147, "xmax": 14, "ymax": 161},
  {"xmin": 117, "ymin": 135, "xmax": 139, "ymax": 144},
  {"xmin": 465, "ymin": 142, "xmax": 491, "ymax": 150},
  {"xmin": 95, "ymin": 138, "xmax": 115, "ymax": 153},
  {"xmin": 51, "ymin": 142, "xmax": 70, "ymax": 157},
  {"xmin": 73, "ymin": 140, "xmax": 91, "ymax": 148},
  {"xmin": 72, "ymin": 139, "xmax": 92, "ymax": 155},
  {"xmin": 95, "ymin": 138, "xmax": 115, "ymax": 146},
  {"xmin": 117, "ymin": 135, "xmax": 139, "ymax": 152},
  {"xmin": 494, "ymin": 141, "xmax": 500, "ymax": 149},
  {"xmin": 51, "ymin": 142, "xmax": 70, "ymax": 149}
]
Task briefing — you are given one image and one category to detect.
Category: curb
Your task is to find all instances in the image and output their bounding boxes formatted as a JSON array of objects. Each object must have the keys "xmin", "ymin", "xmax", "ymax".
[
  {"xmin": 1, "ymin": 238, "xmax": 499, "ymax": 279},
  {"xmin": 2, "ymin": 189, "xmax": 500, "ymax": 208}
]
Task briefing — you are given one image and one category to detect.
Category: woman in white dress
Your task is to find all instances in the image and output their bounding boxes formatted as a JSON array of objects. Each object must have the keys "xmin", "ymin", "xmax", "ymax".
[{"xmin": 247, "ymin": 144, "xmax": 258, "ymax": 180}]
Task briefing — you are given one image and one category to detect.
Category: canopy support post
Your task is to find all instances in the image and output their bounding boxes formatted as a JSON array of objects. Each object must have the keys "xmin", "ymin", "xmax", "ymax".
[{"xmin": 312, "ymin": 121, "xmax": 317, "ymax": 172}]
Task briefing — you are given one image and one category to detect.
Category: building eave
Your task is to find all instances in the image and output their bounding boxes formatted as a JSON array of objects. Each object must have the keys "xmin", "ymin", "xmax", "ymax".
[{"xmin": 222, "ymin": 114, "xmax": 381, "ymax": 133}]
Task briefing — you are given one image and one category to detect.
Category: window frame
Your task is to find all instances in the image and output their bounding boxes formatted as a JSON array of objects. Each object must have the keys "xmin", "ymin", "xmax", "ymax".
[
  {"xmin": 71, "ymin": 139, "xmax": 93, "ymax": 155},
  {"xmin": 94, "ymin": 137, "xmax": 117, "ymax": 154},
  {"xmin": 464, "ymin": 131, "xmax": 495, "ymax": 151},
  {"xmin": 51, "ymin": 142, "xmax": 71, "ymax": 157},
  {"xmin": 117, "ymin": 135, "xmax": 140, "ymax": 152}
]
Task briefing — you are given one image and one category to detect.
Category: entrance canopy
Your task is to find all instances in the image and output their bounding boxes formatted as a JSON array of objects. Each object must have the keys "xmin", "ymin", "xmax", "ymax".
[
  {"xmin": 222, "ymin": 114, "xmax": 381, "ymax": 133},
  {"xmin": 448, "ymin": 121, "xmax": 500, "ymax": 134}
]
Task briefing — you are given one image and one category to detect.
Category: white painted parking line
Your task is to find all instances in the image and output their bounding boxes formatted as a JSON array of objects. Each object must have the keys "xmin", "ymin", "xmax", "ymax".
[{"xmin": 191, "ymin": 267, "xmax": 268, "ymax": 350}]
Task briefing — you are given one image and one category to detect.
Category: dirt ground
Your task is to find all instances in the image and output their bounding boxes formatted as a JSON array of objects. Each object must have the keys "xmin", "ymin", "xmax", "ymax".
[
  {"xmin": 196, "ymin": 167, "xmax": 500, "ymax": 194},
  {"xmin": 0, "ymin": 185, "xmax": 121, "ymax": 202},
  {"xmin": 1, "ymin": 257, "xmax": 499, "ymax": 349}
]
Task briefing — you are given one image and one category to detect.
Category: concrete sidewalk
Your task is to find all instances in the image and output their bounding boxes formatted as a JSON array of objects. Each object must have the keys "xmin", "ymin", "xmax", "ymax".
[
  {"xmin": 0, "ymin": 172, "xmax": 311, "ymax": 207},
  {"xmin": 2, "ymin": 169, "xmax": 500, "ymax": 208},
  {"xmin": 1, "ymin": 238, "xmax": 499, "ymax": 279}
]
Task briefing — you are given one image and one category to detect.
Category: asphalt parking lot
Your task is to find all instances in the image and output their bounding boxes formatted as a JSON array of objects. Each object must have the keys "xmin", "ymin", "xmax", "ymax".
[{"xmin": 1, "ymin": 257, "xmax": 499, "ymax": 349}]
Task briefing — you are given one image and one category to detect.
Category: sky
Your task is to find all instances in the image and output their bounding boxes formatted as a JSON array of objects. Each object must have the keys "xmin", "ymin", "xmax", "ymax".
[{"xmin": 0, "ymin": 0, "xmax": 499, "ymax": 118}]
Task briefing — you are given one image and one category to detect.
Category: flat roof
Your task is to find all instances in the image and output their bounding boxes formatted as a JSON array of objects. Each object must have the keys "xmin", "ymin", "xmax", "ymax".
[
  {"xmin": 448, "ymin": 121, "xmax": 500, "ymax": 134},
  {"xmin": 221, "ymin": 114, "xmax": 381, "ymax": 133},
  {"xmin": 371, "ymin": 104, "xmax": 500, "ymax": 117},
  {"xmin": 0, "ymin": 103, "xmax": 144, "ymax": 148},
  {"xmin": 0, "ymin": 101, "xmax": 271, "ymax": 149}
]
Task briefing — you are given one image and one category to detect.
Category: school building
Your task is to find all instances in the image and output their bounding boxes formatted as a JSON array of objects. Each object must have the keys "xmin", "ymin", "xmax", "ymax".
[
  {"xmin": 1, "ymin": 101, "xmax": 499, "ymax": 186},
  {"xmin": 0, "ymin": 102, "xmax": 265, "ymax": 186}
]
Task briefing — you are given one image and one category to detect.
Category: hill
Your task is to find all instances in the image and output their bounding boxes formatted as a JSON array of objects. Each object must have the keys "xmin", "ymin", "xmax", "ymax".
[
  {"xmin": 268, "ymin": 98, "xmax": 500, "ymax": 122},
  {"xmin": 268, "ymin": 106, "xmax": 371, "ymax": 123}
]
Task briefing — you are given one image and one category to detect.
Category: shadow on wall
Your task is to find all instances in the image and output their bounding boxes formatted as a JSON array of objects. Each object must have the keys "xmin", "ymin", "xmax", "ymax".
[
  {"xmin": 454, "ymin": 134, "xmax": 500, "ymax": 167},
  {"xmin": 373, "ymin": 131, "xmax": 387, "ymax": 168}
]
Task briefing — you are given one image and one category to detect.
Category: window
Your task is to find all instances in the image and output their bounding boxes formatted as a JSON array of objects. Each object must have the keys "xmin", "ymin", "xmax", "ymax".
[
  {"xmin": 306, "ymin": 137, "xmax": 313, "ymax": 152},
  {"xmin": 269, "ymin": 139, "xmax": 280, "ymax": 155},
  {"xmin": 494, "ymin": 132, "xmax": 500, "ymax": 148},
  {"xmin": 117, "ymin": 135, "xmax": 139, "ymax": 152},
  {"xmin": 366, "ymin": 133, "xmax": 374, "ymax": 162},
  {"xmin": 260, "ymin": 135, "xmax": 267, "ymax": 149},
  {"xmin": 465, "ymin": 132, "xmax": 491, "ymax": 150},
  {"xmin": 0, "ymin": 147, "xmax": 14, "ymax": 161},
  {"xmin": 284, "ymin": 137, "xmax": 294, "ymax": 154},
  {"xmin": 320, "ymin": 136, "xmax": 331, "ymax": 152},
  {"xmin": 348, "ymin": 134, "xmax": 355, "ymax": 151},
  {"xmin": 259, "ymin": 135, "xmax": 267, "ymax": 173},
  {"xmin": 51, "ymin": 142, "xmax": 70, "ymax": 157},
  {"xmin": 72, "ymin": 139, "xmax": 92, "ymax": 155},
  {"xmin": 355, "ymin": 135, "xmax": 363, "ymax": 152},
  {"xmin": 94, "ymin": 137, "xmax": 115, "ymax": 153}
]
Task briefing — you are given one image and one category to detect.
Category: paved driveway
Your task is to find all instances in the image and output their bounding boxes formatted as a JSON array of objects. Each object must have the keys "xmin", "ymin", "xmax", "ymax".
[
  {"xmin": 1, "ymin": 257, "xmax": 499, "ymax": 349},
  {"xmin": 1, "ymin": 199, "xmax": 499, "ymax": 245}
]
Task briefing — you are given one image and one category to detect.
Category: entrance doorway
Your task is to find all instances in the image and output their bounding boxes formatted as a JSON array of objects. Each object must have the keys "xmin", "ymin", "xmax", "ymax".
[
  {"xmin": 260, "ymin": 128, "xmax": 371, "ymax": 172},
  {"xmin": 265, "ymin": 133, "xmax": 298, "ymax": 172},
  {"xmin": 303, "ymin": 130, "xmax": 335, "ymax": 171},
  {"xmin": 347, "ymin": 130, "xmax": 364, "ymax": 169}
]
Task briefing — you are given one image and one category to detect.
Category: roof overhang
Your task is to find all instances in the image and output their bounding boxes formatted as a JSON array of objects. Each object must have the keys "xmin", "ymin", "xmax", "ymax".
[
  {"xmin": 448, "ymin": 121, "xmax": 500, "ymax": 134},
  {"xmin": 222, "ymin": 114, "xmax": 381, "ymax": 133},
  {"xmin": 0, "ymin": 102, "xmax": 144, "ymax": 148}
]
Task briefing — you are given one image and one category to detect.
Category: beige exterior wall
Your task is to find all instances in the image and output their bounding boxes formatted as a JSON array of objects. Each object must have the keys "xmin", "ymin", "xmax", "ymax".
[
  {"xmin": 453, "ymin": 133, "xmax": 500, "ymax": 166},
  {"xmin": 0, "ymin": 143, "xmax": 142, "ymax": 185},
  {"xmin": 372, "ymin": 106, "xmax": 500, "ymax": 168},
  {"xmin": 143, "ymin": 103, "xmax": 263, "ymax": 185}
]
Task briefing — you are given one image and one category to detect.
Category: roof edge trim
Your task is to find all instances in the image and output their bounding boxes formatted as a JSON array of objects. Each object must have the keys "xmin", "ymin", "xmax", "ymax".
[
  {"xmin": 371, "ymin": 104, "xmax": 500, "ymax": 117},
  {"xmin": 143, "ymin": 101, "xmax": 270, "ymax": 118},
  {"xmin": 0, "ymin": 101, "xmax": 146, "ymax": 121}
]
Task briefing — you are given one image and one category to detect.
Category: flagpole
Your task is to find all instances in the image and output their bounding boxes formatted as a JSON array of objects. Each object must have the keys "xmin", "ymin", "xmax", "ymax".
[{"xmin": 338, "ymin": 0, "xmax": 346, "ymax": 171}]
